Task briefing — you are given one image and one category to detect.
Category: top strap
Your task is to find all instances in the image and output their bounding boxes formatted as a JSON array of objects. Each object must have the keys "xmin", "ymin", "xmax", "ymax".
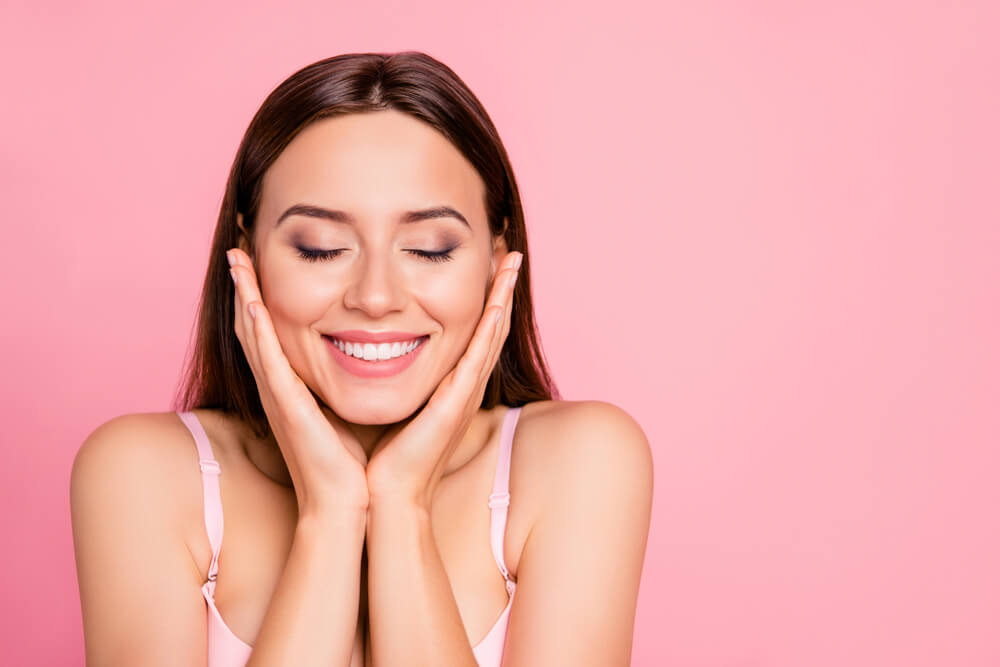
[
  {"xmin": 488, "ymin": 405, "xmax": 522, "ymax": 594},
  {"xmin": 176, "ymin": 411, "xmax": 224, "ymax": 589}
]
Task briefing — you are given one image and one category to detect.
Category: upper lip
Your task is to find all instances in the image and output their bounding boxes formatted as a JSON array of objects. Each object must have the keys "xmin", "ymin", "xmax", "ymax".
[{"xmin": 325, "ymin": 330, "xmax": 429, "ymax": 344}]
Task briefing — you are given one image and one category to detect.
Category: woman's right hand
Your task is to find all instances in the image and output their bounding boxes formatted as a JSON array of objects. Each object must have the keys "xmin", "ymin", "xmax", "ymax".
[{"xmin": 228, "ymin": 247, "xmax": 369, "ymax": 515}]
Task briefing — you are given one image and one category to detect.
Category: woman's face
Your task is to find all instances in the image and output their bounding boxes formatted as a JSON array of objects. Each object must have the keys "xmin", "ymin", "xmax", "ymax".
[{"xmin": 241, "ymin": 109, "xmax": 507, "ymax": 425}]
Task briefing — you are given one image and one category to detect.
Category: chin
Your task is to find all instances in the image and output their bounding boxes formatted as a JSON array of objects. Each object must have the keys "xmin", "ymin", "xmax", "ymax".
[{"xmin": 324, "ymin": 388, "xmax": 430, "ymax": 426}]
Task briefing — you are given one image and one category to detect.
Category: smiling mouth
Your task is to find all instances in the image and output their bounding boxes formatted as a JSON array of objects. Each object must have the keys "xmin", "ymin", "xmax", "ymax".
[{"xmin": 323, "ymin": 334, "xmax": 429, "ymax": 362}]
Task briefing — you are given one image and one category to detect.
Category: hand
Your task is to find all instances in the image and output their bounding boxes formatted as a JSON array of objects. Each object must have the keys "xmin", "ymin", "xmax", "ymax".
[
  {"xmin": 364, "ymin": 251, "xmax": 523, "ymax": 511},
  {"xmin": 228, "ymin": 248, "xmax": 369, "ymax": 514}
]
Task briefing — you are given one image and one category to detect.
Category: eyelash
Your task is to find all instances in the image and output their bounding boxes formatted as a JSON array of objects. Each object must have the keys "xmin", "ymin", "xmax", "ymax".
[{"xmin": 295, "ymin": 247, "xmax": 456, "ymax": 263}]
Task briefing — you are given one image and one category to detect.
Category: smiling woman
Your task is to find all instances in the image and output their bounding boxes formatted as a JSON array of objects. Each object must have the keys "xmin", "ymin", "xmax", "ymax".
[{"xmin": 70, "ymin": 50, "xmax": 653, "ymax": 667}]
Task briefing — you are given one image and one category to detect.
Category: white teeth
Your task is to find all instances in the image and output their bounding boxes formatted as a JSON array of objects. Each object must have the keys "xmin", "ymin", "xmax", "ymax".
[{"xmin": 331, "ymin": 336, "xmax": 423, "ymax": 361}]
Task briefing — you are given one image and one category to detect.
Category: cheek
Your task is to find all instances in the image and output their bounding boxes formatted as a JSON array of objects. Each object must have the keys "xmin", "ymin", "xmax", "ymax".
[
  {"xmin": 260, "ymin": 259, "xmax": 336, "ymax": 326},
  {"xmin": 414, "ymin": 263, "xmax": 488, "ymax": 341},
  {"xmin": 260, "ymin": 252, "xmax": 491, "ymax": 342}
]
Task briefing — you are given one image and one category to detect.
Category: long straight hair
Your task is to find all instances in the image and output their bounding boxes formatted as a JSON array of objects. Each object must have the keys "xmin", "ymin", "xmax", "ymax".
[{"xmin": 173, "ymin": 51, "xmax": 560, "ymax": 440}]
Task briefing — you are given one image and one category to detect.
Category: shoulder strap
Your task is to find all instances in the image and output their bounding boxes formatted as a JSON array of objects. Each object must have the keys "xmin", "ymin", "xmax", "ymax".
[
  {"xmin": 176, "ymin": 411, "xmax": 224, "ymax": 589},
  {"xmin": 488, "ymin": 405, "xmax": 522, "ymax": 595}
]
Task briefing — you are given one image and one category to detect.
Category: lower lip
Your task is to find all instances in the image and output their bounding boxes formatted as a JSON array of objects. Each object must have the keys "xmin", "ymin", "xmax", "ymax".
[{"xmin": 324, "ymin": 335, "xmax": 428, "ymax": 378}]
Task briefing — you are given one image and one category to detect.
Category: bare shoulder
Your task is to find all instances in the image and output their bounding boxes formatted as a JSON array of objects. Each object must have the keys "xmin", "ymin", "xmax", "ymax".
[
  {"xmin": 70, "ymin": 411, "xmax": 213, "ymax": 664},
  {"xmin": 515, "ymin": 399, "xmax": 654, "ymax": 493},
  {"xmin": 71, "ymin": 410, "xmax": 203, "ymax": 497},
  {"xmin": 501, "ymin": 400, "xmax": 654, "ymax": 663},
  {"xmin": 508, "ymin": 399, "xmax": 654, "ymax": 554},
  {"xmin": 70, "ymin": 410, "xmax": 207, "ymax": 560}
]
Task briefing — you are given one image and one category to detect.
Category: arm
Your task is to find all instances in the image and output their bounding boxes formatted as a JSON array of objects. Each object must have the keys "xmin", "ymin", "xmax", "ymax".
[
  {"xmin": 71, "ymin": 414, "xmax": 368, "ymax": 667},
  {"xmin": 247, "ymin": 506, "xmax": 366, "ymax": 666},
  {"xmin": 361, "ymin": 249, "xmax": 523, "ymax": 666},
  {"xmin": 362, "ymin": 401, "xmax": 654, "ymax": 667},
  {"xmin": 71, "ymin": 415, "xmax": 210, "ymax": 666},
  {"xmin": 224, "ymin": 246, "xmax": 370, "ymax": 665},
  {"xmin": 501, "ymin": 401, "xmax": 654, "ymax": 665},
  {"xmin": 364, "ymin": 499, "xmax": 477, "ymax": 667}
]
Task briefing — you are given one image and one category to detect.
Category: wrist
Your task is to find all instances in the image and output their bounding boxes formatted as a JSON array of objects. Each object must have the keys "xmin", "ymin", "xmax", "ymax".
[
  {"xmin": 296, "ymin": 485, "xmax": 369, "ymax": 517},
  {"xmin": 298, "ymin": 502, "xmax": 369, "ymax": 532},
  {"xmin": 367, "ymin": 490, "xmax": 431, "ymax": 515},
  {"xmin": 365, "ymin": 495, "xmax": 431, "ymax": 531}
]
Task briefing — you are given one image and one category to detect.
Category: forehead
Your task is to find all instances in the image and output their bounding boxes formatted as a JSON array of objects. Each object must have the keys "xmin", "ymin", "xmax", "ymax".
[{"xmin": 259, "ymin": 109, "xmax": 486, "ymax": 227}]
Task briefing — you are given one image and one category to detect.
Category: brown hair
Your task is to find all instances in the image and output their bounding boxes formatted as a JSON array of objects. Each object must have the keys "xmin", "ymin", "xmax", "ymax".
[{"xmin": 172, "ymin": 51, "xmax": 560, "ymax": 439}]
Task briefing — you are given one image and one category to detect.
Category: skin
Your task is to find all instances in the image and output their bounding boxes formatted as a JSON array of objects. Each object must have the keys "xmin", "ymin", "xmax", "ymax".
[
  {"xmin": 70, "ymin": 108, "xmax": 654, "ymax": 667},
  {"xmin": 236, "ymin": 109, "xmax": 515, "ymax": 482},
  {"xmin": 228, "ymin": 108, "xmax": 524, "ymax": 665}
]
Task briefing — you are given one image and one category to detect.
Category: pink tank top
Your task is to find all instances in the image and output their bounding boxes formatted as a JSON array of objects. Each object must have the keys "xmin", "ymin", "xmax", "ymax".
[{"xmin": 177, "ymin": 406, "xmax": 523, "ymax": 667}]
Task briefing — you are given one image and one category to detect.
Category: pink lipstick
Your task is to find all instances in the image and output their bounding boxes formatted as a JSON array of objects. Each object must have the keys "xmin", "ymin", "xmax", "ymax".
[{"xmin": 323, "ymin": 333, "xmax": 429, "ymax": 378}]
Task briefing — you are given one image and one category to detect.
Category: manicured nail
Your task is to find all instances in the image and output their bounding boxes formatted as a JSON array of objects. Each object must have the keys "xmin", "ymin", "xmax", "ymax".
[
  {"xmin": 226, "ymin": 250, "xmax": 235, "ymax": 267},
  {"xmin": 507, "ymin": 270, "xmax": 518, "ymax": 289},
  {"xmin": 229, "ymin": 268, "xmax": 238, "ymax": 285},
  {"xmin": 249, "ymin": 303, "xmax": 257, "ymax": 320},
  {"xmin": 514, "ymin": 253, "xmax": 523, "ymax": 269}
]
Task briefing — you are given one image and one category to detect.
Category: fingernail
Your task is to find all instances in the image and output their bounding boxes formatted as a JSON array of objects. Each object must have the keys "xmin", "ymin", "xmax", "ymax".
[
  {"xmin": 249, "ymin": 303, "xmax": 256, "ymax": 320},
  {"xmin": 229, "ymin": 268, "xmax": 238, "ymax": 285},
  {"xmin": 514, "ymin": 253, "xmax": 523, "ymax": 269},
  {"xmin": 508, "ymin": 270, "xmax": 518, "ymax": 289},
  {"xmin": 226, "ymin": 250, "xmax": 235, "ymax": 267}
]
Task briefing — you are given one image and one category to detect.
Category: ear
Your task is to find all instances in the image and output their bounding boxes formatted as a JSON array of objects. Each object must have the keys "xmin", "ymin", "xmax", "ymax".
[
  {"xmin": 236, "ymin": 212, "xmax": 252, "ymax": 257},
  {"xmin": 489, "ymin": 217, "xmax": 510, "ymax": 279}
]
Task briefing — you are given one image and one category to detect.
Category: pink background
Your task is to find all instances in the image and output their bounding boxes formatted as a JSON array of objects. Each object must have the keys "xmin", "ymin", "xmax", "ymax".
[{"xmin": 2, "ymin": 1, "xmax": 998, "ymax": 664}]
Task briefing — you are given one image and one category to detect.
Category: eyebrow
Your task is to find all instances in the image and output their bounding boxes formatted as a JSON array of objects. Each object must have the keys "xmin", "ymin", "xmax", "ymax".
[{"xmin": 275, "ymin": 203, "xmax": 470, "ymax": 229}]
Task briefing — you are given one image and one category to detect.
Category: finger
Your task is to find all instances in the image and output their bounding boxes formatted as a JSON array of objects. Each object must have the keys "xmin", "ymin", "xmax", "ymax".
[
  {"xmin": 494, "ymin": 254, "xmax": 519, "ymax": 352},
  {"xmin": 230, "ymin": 248, "xmax": 262, "ymax": 292},
  {"xmin": 478, "ymin": 252, "xmax": 520, "ymax": 362},
  {"xmin": 233, "ymin": 252, "xmax": 319, "ymax": 404},
  {"xmin": 484, "ymin": 252, "xmax": 519, "ymax": 315},
  {"xmin": 248, "ymin": 295, "xmax": 312, "ymax": 404},
  {"xmin": 229, "ymin": 250, "xmax": 300, "ymax": 419},
  {"xmin": 406, "ymin": 252, "xmax": 521, "ymax": 429},
  {"xmin": 436, "ymin": 253, "xmax": 514, "ymax": 413},
  {"xmin": 229, "ymin": 251, "xmax": 263, "ymax": 375},
  {"xmin": 229, "ymin": 261, "xmax": 253, "ymax": 368},
  {"xmin": 478, "ymin": 252, "xmax": 521, "ymax": 389},
  {"xmin": 417, "ymin": 297, "xmax": 500, "ymax": 430},
  {"xmin": 247, "ymin": 299, "xmax": 316, "ymax": 425},
  {"xmin": 231, "ymin": 248, "xmax": 268, "ymax": 371},
  {"xmin": 497, "ymin": 255, "xmax": 519, "ymax": 350}
]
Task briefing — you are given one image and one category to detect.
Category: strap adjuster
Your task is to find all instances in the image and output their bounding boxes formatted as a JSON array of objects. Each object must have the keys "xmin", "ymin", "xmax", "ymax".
[
  {"xmin": 488, "ymin": 492, "xmax": 510, "ymax": 509},
  {"xmin": 199, "ymin": 459, "xmax": 221, "ymax": 475}
]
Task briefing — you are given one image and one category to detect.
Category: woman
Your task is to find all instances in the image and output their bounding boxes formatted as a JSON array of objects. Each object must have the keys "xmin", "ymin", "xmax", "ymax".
[{"xmin": 71, "ymin": 51, "xmax": 653, "ymax": 666}]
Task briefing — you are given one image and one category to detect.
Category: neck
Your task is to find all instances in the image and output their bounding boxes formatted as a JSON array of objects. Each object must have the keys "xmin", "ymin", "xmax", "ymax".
[{"xmin": 242, "ymin": 404, "xmax": 498, "ymax": 490}]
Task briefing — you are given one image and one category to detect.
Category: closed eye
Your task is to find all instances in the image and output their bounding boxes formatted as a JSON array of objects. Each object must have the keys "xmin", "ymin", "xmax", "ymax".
[
  {"xmin": 294, "ymin": 247, "xmax": 457, "ymax": 263},
  {"xmin": 407, "ymin": 248, "xmax": 455, "ymax": 263},
  {"xmin": 296, "ymin": 247, "xmax": 346, "ymax": 262}
]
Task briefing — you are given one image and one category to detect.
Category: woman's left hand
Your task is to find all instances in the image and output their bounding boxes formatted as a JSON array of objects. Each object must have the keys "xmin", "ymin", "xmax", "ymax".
[{"xmin": 364, "ymin": 250, "xmax": 523, "ymax": 511}]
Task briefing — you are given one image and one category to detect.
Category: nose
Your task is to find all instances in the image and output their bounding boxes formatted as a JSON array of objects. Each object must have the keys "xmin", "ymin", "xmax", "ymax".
[{"xmin": 340, "ymin": 251, "xmax": 408, "ymax": 318}]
